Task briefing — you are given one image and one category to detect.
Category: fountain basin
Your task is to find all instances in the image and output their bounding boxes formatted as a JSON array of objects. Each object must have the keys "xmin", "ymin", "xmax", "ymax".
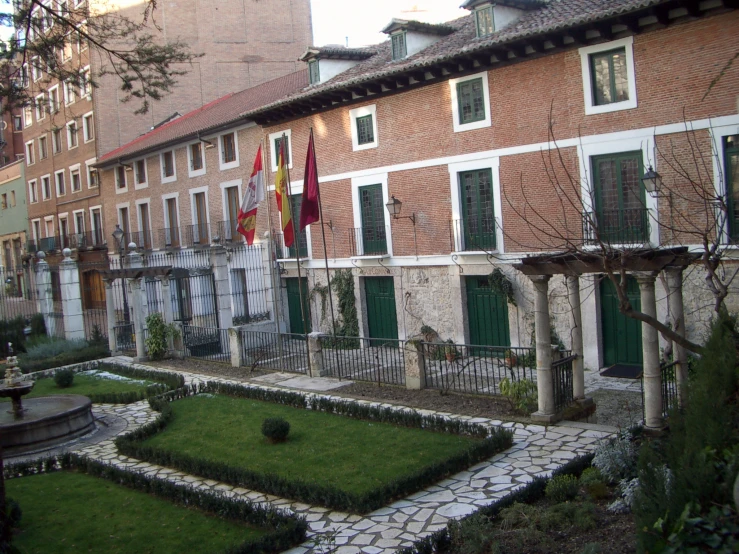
[{"xmin": 0, "ymin": 395, "xmax": 95, "ymax": 454}]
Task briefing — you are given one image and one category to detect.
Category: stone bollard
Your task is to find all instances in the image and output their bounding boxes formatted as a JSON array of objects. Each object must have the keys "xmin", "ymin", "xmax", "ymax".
[
  {"xmin": 308, "ymin": 332, "xmax": 325, "ymax": 377},
  {"xmin": 404, "ymin": 340, "xmax": 426, "ymax": 390},
  {"xmin": 229, "ymin": 328, "xmax": 243, "ymax": 368}
]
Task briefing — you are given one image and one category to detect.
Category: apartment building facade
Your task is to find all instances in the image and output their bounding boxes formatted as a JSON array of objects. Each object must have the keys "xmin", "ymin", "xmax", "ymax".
[
  {"xmin": 95, "ymin": 0, "xmax": 739, "ymax": 372},
  {"xmin": 0, "ymin": 161, "xmax": 30, "ymax": 298}
]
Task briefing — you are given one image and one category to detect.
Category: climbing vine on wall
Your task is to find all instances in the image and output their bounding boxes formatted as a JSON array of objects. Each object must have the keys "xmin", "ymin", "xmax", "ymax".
[
  {"xmin": 331, "ymin": 269, "xmax": 359, "ymax": 337},
  {"xmin": 309, "ymin": 283, "xmax": 329, "ymax": 324},
  {"xmin": 488, "ymin": 268, "xmax": 517, "ymax": 306}
]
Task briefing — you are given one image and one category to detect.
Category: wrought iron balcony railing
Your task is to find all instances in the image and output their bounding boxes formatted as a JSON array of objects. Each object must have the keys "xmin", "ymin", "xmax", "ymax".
[
  {"xmin": 450, "ymin": 218, "xmax": 498, "ymax": 253},
  {"xmin": 274, "ymin": 230, "xmax": 309, "ymax": 260},
  {"xmin": 582, "ymin": 208, "xmax": 650, "ymax": 246},
  {"xmin": 157, "ymin": 227, "xmax": 181, "ymax": 249},
  {"xmin": 217, "ymin": 220, "xmax": 244, "ymax": 244},
  {"xmin": 181, "ymin": 223, "xmax": 211, "ymax": 248},
  {"xmin": 349, "ymin": 226, "xmax": 388, "ymax": 257}
]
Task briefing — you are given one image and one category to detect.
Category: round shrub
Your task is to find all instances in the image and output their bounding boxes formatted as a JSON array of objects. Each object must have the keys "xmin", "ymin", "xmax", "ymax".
[
  {"xmin": 5, "ymin": 498, "xmax": 22, "ymax": 528},
  {"xmin": 261, "ymin": 417, "xmax": 290, "ymax": 442},
  {"xmin": 54, "ymin": 368, "xmax": 75, "ymax": 388},
  {"xmin": 545, "ymin": 474, "xmax": 579, "ymax": 503},
  {"xmin": 579, "ymin": 467, "xmax": 604, "ymax": 486}
]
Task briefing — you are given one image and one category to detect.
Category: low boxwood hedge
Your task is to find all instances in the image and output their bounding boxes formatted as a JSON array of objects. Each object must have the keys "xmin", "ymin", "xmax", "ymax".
[
  {"xmin": 4, "ymin": 453, "xmax": 308, "ymax": 554},
  {"xmin": 116, "ymin": 381, "xmax": 515, "ymax": 513},
  {"xmin": 79, "ymin": 363, "xmax": 185, "ymax": 404},
  {"xmin": 20, "ymin": 344, "xmax": 111, "ymax": 373}
]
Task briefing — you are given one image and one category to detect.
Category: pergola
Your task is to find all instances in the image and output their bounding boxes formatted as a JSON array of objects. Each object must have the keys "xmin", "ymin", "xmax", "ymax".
[{"xmin": 514, "ymin": 247, "xmax": 699, "ymax": 428}]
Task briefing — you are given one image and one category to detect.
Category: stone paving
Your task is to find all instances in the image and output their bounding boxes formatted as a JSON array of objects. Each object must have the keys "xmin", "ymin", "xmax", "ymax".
[{"xmin": 19, "ymin": 357, "xmax": 619, "ymax": 553}]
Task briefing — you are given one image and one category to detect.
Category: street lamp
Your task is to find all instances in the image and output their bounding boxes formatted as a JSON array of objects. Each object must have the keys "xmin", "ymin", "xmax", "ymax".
[
  {"xmin": 642, "ymin": 166, "xmax": 663, "ymax": 194},
  {"xmin": 112, "ymin": 225, "xmax": 130, "ymax": 326},
  {"xmin": 385, "ymin": 195, "xmax": 416, "ymax": 224}
]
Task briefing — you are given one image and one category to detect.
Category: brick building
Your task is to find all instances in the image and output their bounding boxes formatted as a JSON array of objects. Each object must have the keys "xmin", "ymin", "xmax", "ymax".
[{"xmin": 96, "ymin": 0, "xmax": 739, "ymax": 375}]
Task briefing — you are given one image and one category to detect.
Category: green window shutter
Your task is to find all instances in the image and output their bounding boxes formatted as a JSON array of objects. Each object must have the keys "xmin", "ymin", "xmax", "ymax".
[
  {"xmin": 589, "ymin": 47, "xmax": 629, "ymax": 106},
  {"xmin": 459, "ymin": 168, "xmax": 495, "ymax": 250},
  {"xmin": 724, "ymin": 135, "xmax": 739, "ymax": 241},
  {"xmin": 456, "ymin": 77, "xmax": 485, "ymax": 125},
  {"xmin": 391, "ymin": 32, "xmax": 406, "ymax": 60},
  {"xmin": 356, "ymin": 114, "xmax": 374, "ymax": 145},
  {"xmin": 308, "ymin": 60, "xmax": 320, "ymax": 85},
  {"xmin": 475, "ymin": 6, "xmax": 494, "ymax": 37},
  {"xmin": 358, "ymin": 184, "xmax": 387, "ymax": 255},
  {"xmin": 274, "ymin": 136, "xmax": 290, "ymax": 166}
]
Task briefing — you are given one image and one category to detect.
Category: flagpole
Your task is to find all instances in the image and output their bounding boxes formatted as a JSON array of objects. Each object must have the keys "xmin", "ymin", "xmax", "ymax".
[
  {"xmin": 261, "ymin": 140, "xmax": 284, "ymax": 366},
  {"xmin": 310, "ymin": 127, "xmax": 337, "ymax": 335},
  {"xmin": 281, "ymin": 134, "xmax": 312, "ymax": 374}
]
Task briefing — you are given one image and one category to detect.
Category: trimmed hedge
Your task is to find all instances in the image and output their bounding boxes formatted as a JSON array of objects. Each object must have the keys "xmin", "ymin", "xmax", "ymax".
[
  {"xmin": 20, "ymin": 344, "xmax": 110, "ymax": 373},
  {"xmin": 4, "ymin": 453, "xmax": 308, "ymax": 554},
  {"xmin": 116, "ymin": 381, "xmax": 514, "ymax": 513},
  {"xmin": 398, "ymin": 453, "xmax": 596, "ymax": 554}
]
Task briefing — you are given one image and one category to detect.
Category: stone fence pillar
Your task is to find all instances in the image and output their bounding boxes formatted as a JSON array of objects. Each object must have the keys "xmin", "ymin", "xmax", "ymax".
[
  {"xmin": 229, "ymin": 328, "xmax": 243, "ymax": 368},
  {"xmin": 130, "ymin": 277, "xmax": 147, "ymax": 362},
  {"xmin": 637, "ymin": 272, "xmax": 663, "ymax": 431},
  {"xmin": 35, "ymin": 252, "xmax": 55, "ymax": 337},
  {"xmin": 59, "ymin": 248, "xmax": 85, "ymax": 340},
  {"xmin": 530, "ymin": 275, "xmax": 556, "ymax": 423},
  {"xmin": 308, "ymin": 332, "xmax": 324, "ymax": 377},
  {"xmin": 103, "ymin": 278, "xmax": 118, "ymax": 353},
  {"xmin": 210, "ymin": 245, "xmax": 233, "ymax": 330},
  {"xmin": 404, "ymin": 341, "xmax": 426, "ymax": 390}
]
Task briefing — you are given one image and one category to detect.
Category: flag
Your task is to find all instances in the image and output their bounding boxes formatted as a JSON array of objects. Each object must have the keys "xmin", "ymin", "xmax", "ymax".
[
  {"xmin": 300, "ymin": 131, "xmax": 320, "ymax": 231},
  {"xmin": 236, "ymin": 145, "xmax": 265, "ymax": 245},
  {"xmin": 275, "ymin": 139, "xmax": 295, "ymax": 247}
]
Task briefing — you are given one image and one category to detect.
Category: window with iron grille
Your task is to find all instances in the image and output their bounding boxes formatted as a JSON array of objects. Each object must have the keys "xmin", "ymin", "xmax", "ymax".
[
  {"xmin": 459, "ymin": 168, "xmax": 496, "ymax": 251},
  {"xmin": 475, "ymin": 6, "xmax": 494, "ymax": 37},
  {"xmin": 222, "ymin": 133, "xmax": 236, "ymax": 164},
  {"xmin": 456, "ymin": 78, "xmax": 485, "ymax": 125},
  {"xmin": 589, "ymin": 48, "xmax": 629, "ymax": 106},
  {"xmin": 391, "ymin": 32, "xmax": 406, "ymax": 60},
  {"xmin": 308, "ymin": 60, "xmax": 320, "ymax": 85},
  {"xmin": 356, "ymin": 114, "xmax": 374, "ymax": 145},
  {"xmin": 274, "ymin": 136, "xmax": 290, "ymax": 166}
]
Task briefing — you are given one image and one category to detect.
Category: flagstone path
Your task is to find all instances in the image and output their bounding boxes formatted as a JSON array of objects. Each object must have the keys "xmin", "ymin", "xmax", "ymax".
[{"xmin": 21, "ymin": 357, "xmax": 618, "ymax": 553}]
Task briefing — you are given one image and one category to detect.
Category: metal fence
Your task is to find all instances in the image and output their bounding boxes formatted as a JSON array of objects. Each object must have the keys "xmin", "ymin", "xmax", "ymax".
[
  {"xmin": 183, "ymin": 325, "xmax": 230, "ymax": 362},
  {"xmin": 641, "ymin": 360, "xmax": 680, "ymax": 421},
  {"xmin": 323, "ymin": 336, "xmax": 405, "ymax": 385},
  {"xmin": 114, "ymin": 323, "xmax": 135, "ymax": 353},
  {"xmin": 422, "ymin": 343, "xmax": 536, "ymax": 396},
  {"xmin": 228, "ymin": 245, "xmax": 270, "ymax": 324},
  {"xmin": 552, "ymin": 353, "xmax": 575, "ymax": 412},
  {"xmin": 0, "ymin": 264, "xmax": 38, "ymax": 321},
  {"xmin": 240, "ymin": 329, "xmax": 309, "ymax": 373}
]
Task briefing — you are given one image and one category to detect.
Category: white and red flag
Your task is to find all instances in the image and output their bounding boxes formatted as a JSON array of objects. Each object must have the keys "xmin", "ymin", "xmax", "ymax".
[{"xmin": 237, "ymin": 145, "xmax": 265, "ymax": 245}]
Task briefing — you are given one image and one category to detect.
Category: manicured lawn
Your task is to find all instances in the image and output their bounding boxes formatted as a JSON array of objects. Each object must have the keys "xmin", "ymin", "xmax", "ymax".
[
  {"xmin": 141, "ymin": 395, "xmax": 479, "ymax": 496},
  {"xmin": 0, "ymin": 373, "xmax": 155, "ymax": 402},
  {"xmin": 6, "ymin": 471, "xmax": 265, "ymax": 554}
]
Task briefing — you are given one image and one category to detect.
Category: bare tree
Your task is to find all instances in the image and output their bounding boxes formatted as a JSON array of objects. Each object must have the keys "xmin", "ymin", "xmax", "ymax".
[{"xmin": 0, "ymin": 0, "xmax": 199, "ymax": 114}]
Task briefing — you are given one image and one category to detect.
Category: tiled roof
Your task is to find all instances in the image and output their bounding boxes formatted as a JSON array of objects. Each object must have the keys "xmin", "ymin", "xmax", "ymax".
[
  {"xmin": 97, "ymin": 69, "xmax": 309, "ymax": 165},
  {"xmin": 299, "ymin": 46, "xmax": 378, "ymax": 62},
  {"xmin": 460, "ymin": 0, "xmax": 549, "ymax": 10},
  {"xmin": 381, "ymin": 19, "xmax": 457, "ymax": 36}
]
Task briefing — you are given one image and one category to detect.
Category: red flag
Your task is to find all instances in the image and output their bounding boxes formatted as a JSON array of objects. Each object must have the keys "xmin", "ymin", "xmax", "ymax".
[
  {"xmin": 236, "ymin": 146, "xmax": 265, "ymax": 245},
  {"xmin": 300, "ymin": 131, "xmax": 320, "ymax": 231}
]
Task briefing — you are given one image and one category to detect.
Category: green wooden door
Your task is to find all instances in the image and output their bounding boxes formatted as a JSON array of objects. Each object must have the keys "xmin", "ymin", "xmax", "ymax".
[
  {"xmin": 600, "ymin": 276, "xmax": 642, "ymax": 367},
  {"xmin": 288, "ymin": 194, "xmax": 308, "ymax": 258},
  {"xmin": 359, "ymin": 184, "xmax": 387, "ymax": 255},
  {"xmin": 459, "ymin": 169, "xmax": 496, "ymax": 251},
  {"xmin": 364, "ymin": 277, "xmax": 398, "ymax": 342},
  {"xmin": 286, "ymin": 277, "xmax": 310, "ymax": 335},
  {"xmin": 466, "ymin": 276, "xmax": 510, "ymax": 347}
]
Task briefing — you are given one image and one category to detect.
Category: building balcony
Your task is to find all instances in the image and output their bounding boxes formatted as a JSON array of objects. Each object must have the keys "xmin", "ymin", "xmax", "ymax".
[
  {"xmin": 157, "ymin": 227, "xmax": 181, "ymax": 250},
  {"xmin": 450, "ymin": 218, "xmax": 497, "ymax": 253},
  {"xmin": 181, "ymin": 223, "xmax": 211, "ymax": 248},
  {"xmin": 216, "ymin": 220, "xmax": 245, "ymax": 245},
  {"xmin": 583, "ymin": 208, "xmax": 650, "ymax": 246},
  {"xmin": 349, "ymin": 226, "xmax": 388, "ymax": 257},
  {"xmin": 274, "ymin": 230, "xmax": 309, "ymax": 260}
]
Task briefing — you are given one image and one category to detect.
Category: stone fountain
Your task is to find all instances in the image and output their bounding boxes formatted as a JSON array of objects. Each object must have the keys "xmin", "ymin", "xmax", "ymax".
[{"xmin": 0, "ymin": 344, "xmax": 95, "ymax": 455}]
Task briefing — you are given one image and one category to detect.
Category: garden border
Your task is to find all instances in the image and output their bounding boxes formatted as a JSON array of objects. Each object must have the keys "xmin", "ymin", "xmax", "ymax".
[
  {"xmin": 3, "ymin": 453, "xmax": 308, "ymax": 554},
  {"xmin": 115, "ymin": 380, "xmax": 515, "ymax": 513}
]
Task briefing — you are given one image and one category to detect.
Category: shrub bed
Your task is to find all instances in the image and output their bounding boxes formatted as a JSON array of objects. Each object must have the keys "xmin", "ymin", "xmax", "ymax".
[
  {"xmin": 4, "ymin": 453, "xmax": 307, "ymax": 554},
  {"xmin": 116, "ymin": 381, "xmax": 514, "ymax": 513},
  {"xmin": 20, "ymin": 343, "xmax": 110, "ymax": 373}
]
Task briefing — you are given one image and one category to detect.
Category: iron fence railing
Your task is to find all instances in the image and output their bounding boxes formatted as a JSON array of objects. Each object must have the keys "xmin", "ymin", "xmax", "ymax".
[
  {"xmin": 183, "ymin": 325, "xmax": 230, "ymax": 362},
  {"xmin": 114, "ymin": 323, "xmax": 135, "ymax": 352},
  {"xmin": 552, "ymin": 352, "xmax": 575, "ymax": 412},
  {"xmin": 217, "ymin": 220, "xmax": 244, "ymax": 244},
  {"xmin": 228, "ymin": 245, "xmax": 270, "ymax": 324},
  {"xmin": 240, "ymin": 329, "xmax": 309, "ymax": 373},
  {"xmin": 582, "ymin": 208, "xmax": 650, "ymax": 245},
  {"xmin": 157, "ymin": 227, "xmax": 181, "ymax": 249},
  {"xmin": 38, "ymin": 236, "xmax": 61, "ymax": 252},
  {"xmin": 450, "ymin": 218, "xmax": 497, "ymax": 252},
  {"xmin": 181, "ymin": 223, "xmax": 211, "ymax": 248},
  {"xmin": 641, "ymin": 360, "xmax": 680, "ymax": 421},
  {"xmin": 349, "ymin": 226, "xmax": 388, "ymax": 257},
  {"xmin": 422, "ymin": 343, "xmax": 536, "ymax": 396},
  {"xmin": 323, "ymin": 335, "xmax": 405, "ymax": 385}
]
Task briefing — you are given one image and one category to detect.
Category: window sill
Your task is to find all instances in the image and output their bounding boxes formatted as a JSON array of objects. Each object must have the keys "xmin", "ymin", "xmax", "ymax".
[
  {"xmin": 188, "ymin": 169, "xmax": 206, "ymax": 178},
  {"xmin": 115, "ymin": 187, "xmax": 128, "ymax": 195},
  {"xmin": 352, "ymin": 141, "xmax": 378, "ymax": 152},
  {"xmin": 134, "ymin": 182, "xmax": 148, "ymax": 191},
  {"xmin": 161, "ymin": 176, "xmax": 177, "ymax": 184},
  {"xmin": 350, "ymin": 254, "xmax": 389, "ymax": 260},
  {"xmin": 584, "ymin": 99, "xmax": 638, "ymax": 116},
  {"xmin": 219, "ymin": 161, "xmax": 239, "ymax": 171}
]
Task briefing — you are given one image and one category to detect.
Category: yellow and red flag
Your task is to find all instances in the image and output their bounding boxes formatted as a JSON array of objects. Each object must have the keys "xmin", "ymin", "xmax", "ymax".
[
  {"xmin": 236, "ymin": 145, "xmax": 265, "ymax": 245},
  {"xmin": 274, "ymin": 139, "xmax": 295, "ymax": 247}
]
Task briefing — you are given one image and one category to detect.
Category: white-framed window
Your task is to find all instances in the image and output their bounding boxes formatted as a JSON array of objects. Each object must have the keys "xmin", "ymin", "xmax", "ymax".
[
  {"xmin": 25, "ymin": 140, "xmax": 35, "ymax": 165},
  {"xmin": 38, "ymin": 135, "xmax": 48, "ymax": 159},
  {"xmin": 31, "ymin": 56, "xmax": 41, "ymax": 82},
  {"xmin": 70, "ymin": 164, "xmax": 81, "ymax": 192},
  {"xmin": 20, "ymin": 63, "xmax": 28, "ymax": 88},
  {"xmin": 77, "ymin": 20, "xmax": 88, "ymax": 52},
  {"xmin": 52, "ymin": 128, "xmax": 63, "ymax": 154},
  {"xmin": 449, "ymin": 71, "xmax": 492, "ymax": 133},
  {"xmin": 268, "ymin": 129, "xmax": 292, "ymax": 172},
  {"xmin": 66, "ymin": 120, "xmax": 78, "ymax": 149},
  {"xmin": 579, "ymin": 37, "xmax": 637, "ymax": 116},
  {"xmin": 189, "ymin": 186, "xmax": 211, "ymax": 244},
  {"xmin": 48, "ymin": 85, "xmax": 60, "ymax": 114},
  {"xmin": 28, "ymin": 180, "xmax": 38, "ymax": 204},
  {"xmin": 63, "ymin": 79, "xmax": 77, "ymax": 105},
  {"xmin": 160, "ymin": 150, "xmax": 176, "ymax": 183},
  {"xmin": 54, "ymin": 169, "xmax": 66, "ymax": 197},
  {"xmin": 81, "ymin": 66, "xmax": 91, "ymax": 97},
  {"xmin": 349, "ymin": 104, "xmax": 378, "ymax": 151},
  {"xmin": 85, "ymin": 158, "xmax": 98, "ymax": 188},
  {"xmin": 82, "ymin": 111, "xmax": 94, "ymax": 142},
  {"xmin": 73, "ymin": 209, "xmax": 85, "ymax": 235},
  {"xmin": 115, "ymin": 165, "xmax": 127, "ymax": 192},
  {"xmin": 13, "ymin": 115, "xmax": 22, "ymax": 132},
  {"xmin": 31, "ymin": 219, "xmax": 41, "ymax": 244},
  {"xmin": 44, "ymin": 218, "xmax": 54, "ymax": 241},
  {"xmin": 117, "ymin": 203, "xmax": 131, "ymax": 240},
  {"xmin": 135, "ymin": 198, "xmax": 152, "ymax": 249},
  {"xmin": 89, "ymin": 206, "xmax": 104, "ymax": 245},
  {"xmin": 350, "ymin": 173, "xmax": 390, "ymax": 258},
  {"xmin": 34, "ymin": 93, "xmax": 46, "ymax": 121},
  {"xmin": 162, "ymin": 192, "xmax": 180, "ymax": 247},
  {"xmin": 188, "ymin": 142, "xmax": 206, "ymax": 177},
  {"xmin": 58, "ymin": 214, "xmax": 69, "ymax": 244},
  {"xmin": 41, "ymin": 174, "xmax": 52, "ymax": 201},
  {"xmin": 23, "ymin": 106, "xmax": 32, "ymax": 128},
  {"xmin": 134, "ymin": 158, "xmax": 148, "ymax": 188},
  {"xmin": 62, "ymin": 32, "xmax": 73, "ymax": 61},
  {"xmin": 219, "ymin": 132, "xmax": 239, "ymax": 170}
]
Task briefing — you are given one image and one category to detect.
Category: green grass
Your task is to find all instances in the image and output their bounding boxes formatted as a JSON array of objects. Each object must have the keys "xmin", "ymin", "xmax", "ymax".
[
  {"xmin": 6, "ymin": 471, "xmax": 265, "ymax": 554},
  {"xmin": 0, "ymin": 374, "xmax": 154, "ymax": 402},
  {"xmin": 142, "ymin": 395, "xmax": 479, "ymax": 496}
]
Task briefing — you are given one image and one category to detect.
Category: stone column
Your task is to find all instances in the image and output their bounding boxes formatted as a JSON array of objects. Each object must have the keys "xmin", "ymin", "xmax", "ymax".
[
  {"xmin": 103, "ymin": 278, "xmax": 118, "ymax": 353},
  {"xmin": 59, "ymin": 248, "xmax": 85, "ymax": 340},
  {"xmin": 35, "ymin": 252, "xmax": 54, "ymax": 337},
  {"xmin": 665, "ymin": 267, "xmax": 688, "ymax": 407},
  {"xmin": 210, "ymin": 245, "xmax": 233, "ymax": 330},
  {"xmin": 530, "ymin": 275, "xmax": 556, "ymax": 422},
  {"xmin": 636, "ymin": 272, "xmax": 663, "ymax": 431},
  {"xmin": 228, "ymin": 328, "xmax": 243, "ymax": 368},
  {"xmin": 404, "ymin": 340, "xmax": 426, "ymax": 390},
  {"xmin": 566, "ymin": 274, "xmax": 586, "ymax": 401},
  {"xmin": 130, "ymin": 278, "xmax": 147, "ymax": 361},
  {"xmin": 307, "ymin": 332, "xmax": 325, "ymax": 377}
]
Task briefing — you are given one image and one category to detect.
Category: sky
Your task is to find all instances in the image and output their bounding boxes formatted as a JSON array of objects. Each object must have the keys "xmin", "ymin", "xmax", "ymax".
[{"xmin": 310, "ymin": 0, "xmax": 468, "ymax": 48}]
